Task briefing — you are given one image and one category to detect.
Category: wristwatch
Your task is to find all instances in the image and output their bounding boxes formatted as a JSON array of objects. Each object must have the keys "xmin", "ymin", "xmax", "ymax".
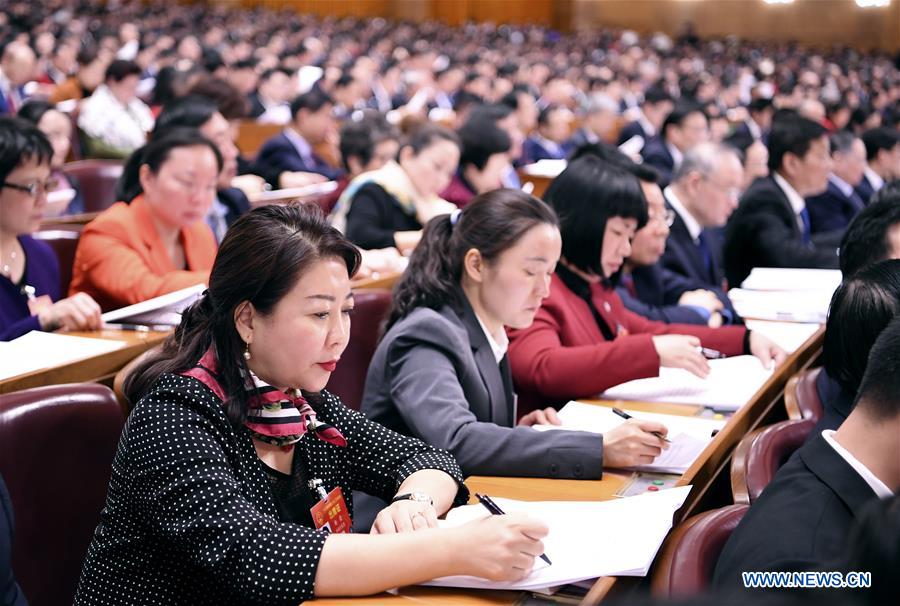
[{"xmin": 391, "ymin": 492, "xmax": 433, "ymax": 506}]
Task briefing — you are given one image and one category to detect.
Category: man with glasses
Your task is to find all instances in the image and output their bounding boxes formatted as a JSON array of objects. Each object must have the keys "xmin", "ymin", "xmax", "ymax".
[{"xmin": 663, "ymin": 142, "xmax": 743, "ymax": 322}]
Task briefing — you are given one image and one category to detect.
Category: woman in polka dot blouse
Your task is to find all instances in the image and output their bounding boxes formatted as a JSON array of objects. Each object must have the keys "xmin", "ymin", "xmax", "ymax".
[{"xmin": 75, "ymin": 204, "xmax": 548, "ymax": 604}]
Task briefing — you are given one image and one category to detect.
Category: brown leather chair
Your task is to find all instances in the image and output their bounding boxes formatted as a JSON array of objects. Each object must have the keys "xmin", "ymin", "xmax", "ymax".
[
  {"xmin": 651, "ymin": 504, "xmax": 749, "ymax": 597},
  {"xmin": 784, "ymin": 367, "xmax": 823, "ymax": 421},
  {"xmin": 731, "ymin": 418, "xmax": 816, "ymax": 505},
  {"xmin": 326, "ymin": 289, "xmax": 392, "ymax": 411},
  {"xmin": 0, "ymin": 384, "xmax": 123, "ymax": 606},
  {"xmin": 113, "ymin": 346, "xmax": 161, "ymax": 415},
  {"xmin": 61, "ymin": 159, "xmax": 124, "ymax": 213},
  {"xmin": 31, "ymin": 227, "xmax": 83, "ymax": 295}
]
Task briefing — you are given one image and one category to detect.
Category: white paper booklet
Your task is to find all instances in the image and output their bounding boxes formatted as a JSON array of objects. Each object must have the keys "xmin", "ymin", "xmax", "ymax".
[
  {"xmin": 728, "ymin": 288, "xmax": 831, "ymax": 323},
  {"xmin": 740, "ymin": 267, "xmax": 842, "ymax": 292},
  {"xmin": 743, "ymin": 320, "xmax": 821, "ymax": 353},
  {"xmin": 101, "ymin": 284, "xmax": 205, "ymax": 326},
  {"xmin": 534, "ymin": 401, "xmax": 726, "ymax": 474},
  {"xmin": 600, "ymin": 355, "xmax": 773, "ymax": 411},
  {"xmin": 423, "ymin": 486, "xmax": 692, "ymax": 591},
  {"xmin": 0, "ymin": 331, "xmax": 126, "ymax": 381}
]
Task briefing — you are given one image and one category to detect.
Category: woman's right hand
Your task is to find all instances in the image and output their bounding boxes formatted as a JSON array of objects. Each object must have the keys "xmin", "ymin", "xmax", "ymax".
[
  {"xmin": 651, "ymin": 334, "xmax": 710, "ymax": 378},
  {"xmin": 602, "ymin": 419, "xmax": 670, "ymax": 468},
  {"xmin": 38, "ymin": 292, "xmax": 102, "ymax": 332},
  {"xmin": 453, "ymin": 513, "xmax": 549, "ymax": 581}
]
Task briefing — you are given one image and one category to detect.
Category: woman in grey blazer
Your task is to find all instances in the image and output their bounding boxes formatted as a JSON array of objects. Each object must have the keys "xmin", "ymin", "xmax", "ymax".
[{"xmin": 362, "ymin": 189, "xmax": 669, "ymax": 481}]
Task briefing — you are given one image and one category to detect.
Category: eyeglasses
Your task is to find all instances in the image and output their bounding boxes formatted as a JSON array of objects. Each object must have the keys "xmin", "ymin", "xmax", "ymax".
[
  {"xmin": 1, "ymin": 178, "xmax": 60, "ymax": 197},
  {"xmin": 649, "ymin": 208, "xmax": 676, "ymax": 227}
]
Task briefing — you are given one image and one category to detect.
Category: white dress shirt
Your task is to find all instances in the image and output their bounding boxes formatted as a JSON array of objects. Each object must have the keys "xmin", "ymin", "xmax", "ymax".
[
  {"xmin": 864, "ymin": 166, "xmax": 885, "ymax": 192},
  {"xmin": 474, "ymin": 313, "xmax": 509, "ymax": 364},
  {"xmin": 773, "ymin": 171, "xmax": 807, "ymax": 232},
  {"xmin": 664, "ymin": 186, "xmax": 702, "ymax": 242},
  {"xmin": 822, "ymin": 430, "xmax": 894, "ymax": 499}
]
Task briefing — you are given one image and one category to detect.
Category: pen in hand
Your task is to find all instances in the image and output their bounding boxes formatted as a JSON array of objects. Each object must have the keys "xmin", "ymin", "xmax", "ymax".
[
  {"xmin": 475, "ymin": 493, "xmax": 552, "ymax": 566},
  {"xmin": 611, "ymin": 407, "xmax": 672, "ymax": 443}
]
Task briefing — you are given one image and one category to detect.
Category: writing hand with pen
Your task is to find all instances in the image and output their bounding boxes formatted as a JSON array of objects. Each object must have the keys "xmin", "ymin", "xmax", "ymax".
[{"xmin": 602, "ymin": 416, "xmax": 670, "ymax": 468}]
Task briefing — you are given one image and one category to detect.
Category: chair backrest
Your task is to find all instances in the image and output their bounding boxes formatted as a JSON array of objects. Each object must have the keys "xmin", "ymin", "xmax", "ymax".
[
  {"xmin": 61, "ymin": 159, "xmax": 124, "ymax": 213},
  {"xmin": 326, "ymin": 289, "xmax": 392, "ymax": 411},
  {"xmin": 113, "ymin": 346, "xmax": 161, "ymax": 415},
  {"xmin": 731, "ymin": 418, "xmax": 816, "ymax": 505},
  {"xmin": 235, "ymin": 120, "xmax": 282, "ymax": 157},
  {"xmin": 0, "ymin": 384, "xmax": 123, "ymax": 606},
  {"xmin": 784, "ymin": 366, "xmax": 823, "ymax": 421},
  {"xmin": 31, "ymin": 227, "xmax": 83, "ymax": 295},
  {"xmin": 651, "ymin": 504, "xmax": 749, "ymax": 597}
]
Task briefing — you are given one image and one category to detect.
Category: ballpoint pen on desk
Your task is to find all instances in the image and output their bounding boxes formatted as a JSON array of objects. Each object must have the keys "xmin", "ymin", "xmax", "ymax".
[
  {"xmin": 474, "ymin": 493, "xmax": 552, "ymax": 565},
  {"xmin": 697, "ymin": 347, "xmax": 727, "ymax": 360},
  {"xmin": 611, "ymin": 407, "xmax": 672, "ymax": 443},
  {"xmin": 103, "ymin": 322, "xmax": 173, "ymax": 332}
]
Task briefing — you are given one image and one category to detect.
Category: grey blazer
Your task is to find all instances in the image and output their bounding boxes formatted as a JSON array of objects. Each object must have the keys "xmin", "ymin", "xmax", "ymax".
[{"xmin": 361, "ymin": 298, "xmax": 604, "ymax": 479}]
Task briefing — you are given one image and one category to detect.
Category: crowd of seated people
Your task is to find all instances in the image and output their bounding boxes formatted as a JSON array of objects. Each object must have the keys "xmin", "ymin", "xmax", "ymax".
[{"xmin": 0, "ymin": 1, "xmax": 898, "ymax": 603}]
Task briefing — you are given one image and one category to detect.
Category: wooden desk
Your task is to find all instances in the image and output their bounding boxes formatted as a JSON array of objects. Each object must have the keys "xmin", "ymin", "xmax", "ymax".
[
  {"xmin": 0, "ymin": 329, "xmax": 169, "ymax": 394},
  {"xmin": 352, "ymin": 272, "xmax": 402, "ymax": 291}
]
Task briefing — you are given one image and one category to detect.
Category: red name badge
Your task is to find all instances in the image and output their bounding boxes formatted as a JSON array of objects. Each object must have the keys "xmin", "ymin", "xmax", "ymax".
[
  {"xmin": 27, "ymin": 294, "xmax": 53, "ymax": 316},
  {"xmin": 310, "ymin": 487, "xmax": 352, "ymax": 534}
]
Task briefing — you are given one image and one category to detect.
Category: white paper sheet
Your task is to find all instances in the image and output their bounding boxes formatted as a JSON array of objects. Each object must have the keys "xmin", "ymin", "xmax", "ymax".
[
  {"xmin": 520, "ymin": 159, "xmax": 567, "ymax": 178},
  {"xmin": 0, "ymin": 331, "xmax": 126, "ymax": 381},
  {"xmin": 740, "ymin": 267, "xmax": 842, "ymax": 292},
  {"xmin": 533, "ymin": 401, "xmax": 725, "ymax": 473},
  {"xmin": 742, "ymin": 320, "xmax": 821, "ymax": 353},
  {"xmin": 728, "ymin": 288, "xmax": 831, "ymax": 323},
  {"xmin": 599, "ymin": 355, "xmax": 774, "ymax": 411},
  {"xmin": 101, "ymin": 284, "xmax": 206, "ymax": 326},
  {"xmin": 423, "ymin": 486, "xmax": 692, "ymax": 591}
]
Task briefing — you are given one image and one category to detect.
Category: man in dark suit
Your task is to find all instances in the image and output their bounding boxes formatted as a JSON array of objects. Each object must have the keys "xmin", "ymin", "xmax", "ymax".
[
  {"xmin": 728, "ymin": 97, "xmax": 774, "ymax": 151},
  {"xmin": 251, "ymin": 88, "xmax": 343, "ymax": 181},
  {"xmin": 662, "ymin": 142, "xmax": 744, "ymax": 319},
  {"xmin": 617, "ymin": 86, "xmax": 673, "ymax": 150},
  {"xmin": 641, "ymin": 102, "xmax": 710, "ymax": 187},
  {"xmin": 1, "ymin": 474, "xmax": 27, "ymax": 606},
  {"xmin": 713, "ymin": 315, "xmax": 900, "ymax": 587},
  {"xmin": 522, "ymin": 104, "xmax": 572, "ymax": 163},
  {"xmin": 246, "ymin": 67, "xmax": 292, "ymax": 122},
  {"xmin": 567, "ymin": 94, "xmax": 619, "ymax": 152},
  {"xmin": 857, "ymin": 127, "xmax": 900, "ymax": 203},
  {"xmin": 806, "ymin": 131, "xmax": 867, "ymax": 233},
  {"xmin": 723, "ymin": 114, "xmax": 841, "ymax": 287}
]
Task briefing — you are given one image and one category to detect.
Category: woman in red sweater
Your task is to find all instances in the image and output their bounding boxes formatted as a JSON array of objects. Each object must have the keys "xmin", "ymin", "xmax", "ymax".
[{"xmin": 508, "ymin": 155, "xmax": 786, "ymax": 413}]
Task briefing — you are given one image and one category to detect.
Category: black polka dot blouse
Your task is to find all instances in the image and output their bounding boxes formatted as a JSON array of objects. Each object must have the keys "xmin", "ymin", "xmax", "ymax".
[{"xmin": 75, "ymin": 373, "xmax": 468, "ymax": 605}]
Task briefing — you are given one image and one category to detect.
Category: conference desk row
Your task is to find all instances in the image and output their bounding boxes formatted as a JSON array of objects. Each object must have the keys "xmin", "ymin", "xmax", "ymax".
[{"xmin": 0, "ymin": 315, "xmax": 823, "ymax": 605}]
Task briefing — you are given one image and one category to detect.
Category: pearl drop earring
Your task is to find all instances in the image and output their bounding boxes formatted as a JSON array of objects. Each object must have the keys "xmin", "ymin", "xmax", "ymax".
[{"xmin": 243, "ymin": 342, "xmax": 251, "ymax": 360}]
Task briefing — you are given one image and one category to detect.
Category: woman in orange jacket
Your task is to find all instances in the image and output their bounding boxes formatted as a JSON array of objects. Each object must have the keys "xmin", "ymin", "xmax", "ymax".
[{"xmin": 69, "ymin": 129, "xmax": 221, "ymax": 311}]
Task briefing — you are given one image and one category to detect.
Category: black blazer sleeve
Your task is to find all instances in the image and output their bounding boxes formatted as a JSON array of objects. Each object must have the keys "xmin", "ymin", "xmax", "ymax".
[
  {"xmin": 0, "ymin": 475, "xmax": 27, "ymax": 606},
  {"xmin": 344, "ymin": 183, "xmax": 412, "ymax": 250},
  {"xmin": 616, "ymin": 286, "xmax": 707, "ymax": 324}
]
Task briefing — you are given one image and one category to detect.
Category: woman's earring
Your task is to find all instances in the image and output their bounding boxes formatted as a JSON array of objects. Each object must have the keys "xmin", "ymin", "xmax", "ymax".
[{"xmin": 243, "ymin": 341, "xmax": 251, "ymax": 361}]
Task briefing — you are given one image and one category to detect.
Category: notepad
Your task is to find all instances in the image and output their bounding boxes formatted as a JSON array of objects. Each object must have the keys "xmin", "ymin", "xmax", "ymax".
[
  {"xmin": 534, "ymin": 401, "xmax": 726, "ymax": 474},
  {"xmin": 728, "ymin": 288, "xmax": 831, "ymax": 323},
  {"xmin": 101, "ymin": 284, "xmax": 206, "ymax": 327},
  {"xmin": 0, "ymin": 331, "xmax": 126, "ymax": 381},
  {"xmin": 740, "ymin": 267, "xmax": 842, "ymax": 292},
  {"xmin": 423, "ymin": 486, "xmax": 692, "ymax": 592},
  {"xmin": 599, "ymin": 355, "xmax": 774, "ymax": 411}
]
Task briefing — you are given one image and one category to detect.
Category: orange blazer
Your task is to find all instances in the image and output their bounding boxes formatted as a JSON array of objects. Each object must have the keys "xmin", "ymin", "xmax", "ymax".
[{"xmin": 69, "ymin": 196, "xmax": 217, "ymax": 311}]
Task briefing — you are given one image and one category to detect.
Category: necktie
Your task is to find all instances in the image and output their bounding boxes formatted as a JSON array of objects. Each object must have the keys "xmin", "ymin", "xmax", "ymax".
[
  {"xmin": 799, "ymin": 207, "xmax": 812, "ymax": 244},
  {"xmin": 697, "ymin": 231, "xmax": 714, "ymax": 280}
]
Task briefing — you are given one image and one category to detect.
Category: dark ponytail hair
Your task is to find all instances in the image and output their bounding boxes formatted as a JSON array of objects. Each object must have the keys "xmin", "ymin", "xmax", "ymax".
[
  {"xmin": 387, "ymin": 188, "xmax": 558, "ymax": 329},
  {"xmin": 115, "ymin": 127, "xmax": 224, "ymax": 203},
  {"xmin": 124, "ymin": 204, "xmax": 361, "ymax": 426}
]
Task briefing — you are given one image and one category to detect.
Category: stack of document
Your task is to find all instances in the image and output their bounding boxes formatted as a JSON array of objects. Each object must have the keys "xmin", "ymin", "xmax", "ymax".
[
  {"xmin": 534, "ymin": 401, "xmax": 725, "ymax": 474},
  {"xmin": 730, "ymin": 267, "xmax": 840, "ymax": 323},
  {"xmin": 0, "ymin": 331, "xmax": 126, "ymax": 381},
  {"xmin": 600, "ymin": 355, "xmax": 774, "ymax": 411},
  {"xmin": 423, "ymin": 486, "xmax": 691, "ymax": 591},
  {"xmin": 742, "ymin": 320, "xmax": 821, "ymax": 354},
  {"xmin": 101, "ymin": 284, "xmax": 205, "ymax": 327}
]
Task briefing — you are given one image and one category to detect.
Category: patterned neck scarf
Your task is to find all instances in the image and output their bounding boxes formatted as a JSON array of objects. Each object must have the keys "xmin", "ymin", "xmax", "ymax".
[{"xmin": 181, "ymin": 347, "xmax": 347, "ymax": 449}]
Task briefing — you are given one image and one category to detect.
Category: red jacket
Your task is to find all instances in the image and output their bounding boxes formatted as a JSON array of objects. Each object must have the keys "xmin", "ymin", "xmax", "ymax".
[{"xmin": 508, "ymin": 272, "xmax": 746, "ymax": 414}]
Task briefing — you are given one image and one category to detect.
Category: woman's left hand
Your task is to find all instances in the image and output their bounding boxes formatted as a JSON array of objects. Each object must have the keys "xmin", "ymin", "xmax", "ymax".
[
  {"xmin": 371, "ymin": 500, "xmax": 439, "ymax": 534},
  {"xmin": 517, "ymin": 407, "xmax": 561, "ymax": 427},
  {"xmin": 748, "ymin": 332, "xmax": 788, "ymax": 369}
]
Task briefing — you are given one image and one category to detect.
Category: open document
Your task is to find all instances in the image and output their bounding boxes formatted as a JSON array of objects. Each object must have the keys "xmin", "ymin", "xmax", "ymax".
[
  {"xmin": 423, "ymin": 486, "xmax": 691, "ymax": 592},
  {"xmin": 534, "ymin": 402, "xmax": 726, "ymax": 474},
  {"xmin": 600, "ymin": 355, "xmax": 774, "ymax": 411},
  {"xmin": 0, "ymin": 331, "xmax": 126, "ymax": 381},
  {"xmin": 101, "ymin": 284, "xmax": 205, "ymax": 327}
]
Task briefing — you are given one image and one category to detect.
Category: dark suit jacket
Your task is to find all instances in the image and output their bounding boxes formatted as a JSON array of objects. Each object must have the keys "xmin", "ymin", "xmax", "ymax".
[
  {"xmin": 247, "ymin": 93, "xmax": 265, "ymax": 119},
  {"xmin": 617, "ymin": 264, "xmax": 707, "ymax": 324},
  {"xmin": 806, "ymin": 180, "xmax": 865, "ymax": 234},
  {"xmin": 661, "ymin": 199, "xmax": 739, "ymax": 318},
  {"xmin": 344, "ymin": 182, "xmax": 422, "ymax": 250},
  {"xmin": 251, "ymin": 132, "xmax": 343, "ymax": 182},
  {"xmin": 641, "ymin": 137, "xmax": 675, "ymax": 187},
  {"xmin": 617, "ymin": 120, "xmax": 650, "ymax": 146},
  {"xmin": 723, "ymin": 176, "xmax": 841, "ymax": 287},
  {"xmin": 1, "ymin": 475, "xmax": 27, "ymax": 606},
  {"xmin": 713, "ymin": 434, "xmax": 883, "ymax": 587},
  {"xmin": 216, "ymin": 187, "xmax": 252, "ymax": 227},
  {"xmin": 362, "ymin": 296, "xmax": 604, "ymax": 479},
  {"xmin": 854, "ymin": 174, "xmax": 877, "ymax": 205},
  {"xmin": 522, "ymin": 136, "xmax": 569, "ymax": 163},
  {"xmin": 728, "ymin": 122, "xmax": 755, "ymax": 153},
  {"xmin": 566, "ymin": 128, "xmax": 599, "ymax": 153}
]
